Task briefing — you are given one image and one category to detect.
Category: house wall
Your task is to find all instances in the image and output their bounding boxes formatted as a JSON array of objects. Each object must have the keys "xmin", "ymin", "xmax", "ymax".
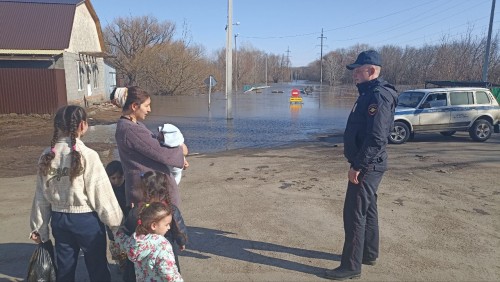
[
  {"xmin": 0, "ymin": 68, "xmax": 66, "ymax": 114},
  {"xmin": 0, "ymin": 56, "xmax": 64, "ymax": 69},
  {"xmin": 64, "ymin": 52, "xmax": 106, "ymax": 105},
  {"xmin": 67, "ymin": 4, "xmax": 101, "ymax": 53},
  {"xmin": 64, "ymin": 3, "xmax": 107, "ymax": 105},
  {"xmin": 104, "ymin": 62, "xmax": 116, "ymax": 97}
]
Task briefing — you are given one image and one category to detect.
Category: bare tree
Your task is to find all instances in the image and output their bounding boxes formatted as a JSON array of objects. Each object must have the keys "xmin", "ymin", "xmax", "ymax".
[
  {"xmin": 323, "ymin": 50, "xmax": 348, "ymax": 86},
  {"xmin": 379, "ymin": 45, "xmax": 404, "ymax": 84},
  {"xmin": 137, "ymin": 42, "xmax": 209, "ymax": 95},
  {"xmin": 104, "ymin": 15, "xmax": 175, "ymax": 85},
  {"xmin": 103, "ymin": 15, "xmax": 500, "ymax": 95}
]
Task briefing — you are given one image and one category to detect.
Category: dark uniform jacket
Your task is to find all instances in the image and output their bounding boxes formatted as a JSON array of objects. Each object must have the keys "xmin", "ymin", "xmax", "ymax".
[{"xmin": 344, "ymin": 78, "xmax": 398, "ymax": 172}]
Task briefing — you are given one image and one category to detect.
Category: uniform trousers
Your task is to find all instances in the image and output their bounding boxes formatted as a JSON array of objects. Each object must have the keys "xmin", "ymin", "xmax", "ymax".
[
  {"xmin": 340, "ymin": 168, "xmax": 384, "ymax": 271},
  {"xmin": 50, "ymin": 211, "xmax": 110, "ymax": 282}
]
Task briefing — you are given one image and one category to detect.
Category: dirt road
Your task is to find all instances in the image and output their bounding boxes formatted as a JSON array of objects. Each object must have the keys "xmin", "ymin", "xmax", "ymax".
[{"xmin": 0, "ymin": 111, "xmax": 498, "ymax": 281}]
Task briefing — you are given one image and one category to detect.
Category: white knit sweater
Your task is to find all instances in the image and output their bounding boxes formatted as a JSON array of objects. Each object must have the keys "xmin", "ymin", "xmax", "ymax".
[{"xmin": 30, "ymin": 137, "xmax": 123, "ymax": 242}]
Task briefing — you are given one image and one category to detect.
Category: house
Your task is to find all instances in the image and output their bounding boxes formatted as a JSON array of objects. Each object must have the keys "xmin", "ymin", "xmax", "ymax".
[{"xmin": 0, "ymin": 0, "xmax": 115, "ymax": 114}]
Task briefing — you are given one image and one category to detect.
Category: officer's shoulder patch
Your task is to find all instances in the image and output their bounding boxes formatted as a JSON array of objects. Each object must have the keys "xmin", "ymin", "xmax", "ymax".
[{"xmin": 368, "ymin": 104, "xmax": 378, "ymax": 115}]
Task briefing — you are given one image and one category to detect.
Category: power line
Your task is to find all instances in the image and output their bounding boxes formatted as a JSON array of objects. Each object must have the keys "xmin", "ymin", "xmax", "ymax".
[
  {"xmin": 372, "ymin": 1, "xmax": 494, "ymax": 45},
  {"xmin": 388, "ymin": 20, "xmax": 500, "ymax": 46},
  {"xmin": 322, "ymin": 0, "xmax": 492, "ymax": 47},
  {"xmin": 245, "ymin": 1, "xmax": 442, "ymax": 39},
  {"xmin": 242, "ymin": 0, "xmax": 439, "ymax": 40},
  {"xmin": 240, "ymin": 0, "xmax": 492, "ymax": 44}
]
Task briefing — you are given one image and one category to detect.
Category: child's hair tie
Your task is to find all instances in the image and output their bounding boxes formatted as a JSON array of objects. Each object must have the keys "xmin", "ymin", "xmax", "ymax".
[
  {"xmin": 137, "ymin": 219, "xmax": 142, "ymax": 225},
  {"xmin": 72, "ymin": 145, "xmax": 76, "ymax": 151},
  {"xmin": 51, "ymin": 147, "xmax": 56, "ymax": 154}
]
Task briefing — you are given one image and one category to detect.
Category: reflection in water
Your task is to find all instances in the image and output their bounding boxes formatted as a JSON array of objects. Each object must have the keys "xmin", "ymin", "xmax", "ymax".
[
  {"xmin": 85, "ymin": 83, "xmax": 355, "ymax": 154},
  {"xmin": 290, "ymin": 103, "xmax": 302, "ymax": 120}
]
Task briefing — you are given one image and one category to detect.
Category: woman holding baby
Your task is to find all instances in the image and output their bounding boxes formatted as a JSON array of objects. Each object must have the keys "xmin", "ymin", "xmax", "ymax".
[{"xmin": 111, "ymin": 86, "xmax": 188, "ymax": 208}]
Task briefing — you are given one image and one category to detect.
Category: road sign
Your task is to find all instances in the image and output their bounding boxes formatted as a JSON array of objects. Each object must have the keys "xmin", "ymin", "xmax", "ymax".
[
  {"xmin": 204, "ymin": 75, "xmax": 217, "ymax": 87},
  {"xmin": 205, "ymin": 75, "xmax": 217, "ymax": 111},
  {"xmin": 291, "ymin": 88, "xmax": 300, "ymax": 97}
]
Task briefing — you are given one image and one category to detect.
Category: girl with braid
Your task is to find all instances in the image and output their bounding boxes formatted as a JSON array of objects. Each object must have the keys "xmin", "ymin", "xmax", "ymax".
[
  {"xmin": 114, "ymin": 170, "xmax": 187, "ymax": 282},
  {"xmin": 115, "ymin": 202, "xmax": 183, "ymax": 282},
  {"xmin": 29, "ymin": 105, "xmax": 123, "ymax": 282}
]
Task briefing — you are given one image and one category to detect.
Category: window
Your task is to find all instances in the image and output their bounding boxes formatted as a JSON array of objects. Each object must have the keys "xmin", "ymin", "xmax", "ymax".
[
  {"xmin": 92, "ymin": 63, "xmax": 99, "ymax": 89},
  {"xmin": 109, "ymin": 71, "xmax": 116, "ymax": 90},
  {"xmin": 450, "ymin": 92, "xmax": 473, "ymax": 106},
  {"xmin": 398, "ymin": 91, "xmax": 426, "ymax": 108},
  {"xmin": 425, "ymin": 93, "xmax": 447, "ymax": 107},
  {"xmin": 475, "ymin": 91, "xmax": 490, "ymax": 104},
  {"xmin": 77, "ymin": 61, "xmax": 84, "ymax": 91}
]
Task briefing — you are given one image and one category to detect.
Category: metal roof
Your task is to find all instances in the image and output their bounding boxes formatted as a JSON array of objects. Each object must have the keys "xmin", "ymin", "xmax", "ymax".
[
  {"xmin": 0, "ymin": 0, "xmax": 82, "ymax": 4},
  {"xmin": 425, "ymin": 80, "xmax": 500, "ymax": 88},
  {"xmin": 0, "ymin": 49, "xmax": 64, "ymax": 56},
  {"xmin": 0, "ymin": 1, "xmax": 77, "ymax": 50},
  {"xmin": 402, "ymin": 87, "xmax": 494, "ymax": 94},
  {"xmin": 0, "ymin": 49, "xmax": 63, "ymax": 55}
]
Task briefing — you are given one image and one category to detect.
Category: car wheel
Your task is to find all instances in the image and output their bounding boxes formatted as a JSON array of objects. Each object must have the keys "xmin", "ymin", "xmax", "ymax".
[
  {"xmin": 469, "ymin": 119, "xmax": 492, "ymax": 142},
  {"xmin": 389, "ymin": 122, "xmax": 410, "ymax": 144},
  {"xmin": 440, "ymin": 131, "xmax": 456, "ymax": 136}
]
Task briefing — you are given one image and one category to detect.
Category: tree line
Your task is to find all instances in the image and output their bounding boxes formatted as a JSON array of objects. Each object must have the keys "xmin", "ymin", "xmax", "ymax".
[
  {"xmin": 104, "ymin": 15, "xmax": 293, "ymax": 95},
  {"xmin": 104, "ymin": 15, "xmax": 500, "ymax": 95},
  {"xmin": 297, "ymin": 30, "xmax": 500, "ymax": 87}
]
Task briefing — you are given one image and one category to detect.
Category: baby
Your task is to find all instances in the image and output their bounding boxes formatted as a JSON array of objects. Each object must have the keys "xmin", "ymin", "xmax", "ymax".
[{"xmin": 157, "ymin": 123, "xmax": 188, "ymax": 185}]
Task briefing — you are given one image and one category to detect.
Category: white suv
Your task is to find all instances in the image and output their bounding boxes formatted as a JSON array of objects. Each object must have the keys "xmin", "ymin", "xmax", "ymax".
[{"xmin": 389, "ymin": 87, "xmax": 500, "ymax": 144}]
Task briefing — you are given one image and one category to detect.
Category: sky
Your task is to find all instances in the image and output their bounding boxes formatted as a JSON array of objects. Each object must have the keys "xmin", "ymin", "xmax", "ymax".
[{"xmin": 92, "ymin": 0, "xmax": 499, "ymax": 67}]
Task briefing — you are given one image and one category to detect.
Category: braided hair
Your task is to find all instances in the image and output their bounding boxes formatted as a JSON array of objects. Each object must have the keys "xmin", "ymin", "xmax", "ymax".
[
  {"xmin": 135, "ymin": 202, "xmax": 172, "ymax": 236},
  {"xmin": 140, "ymin": 171, "xmax": 173, "ymax": 204},
  {"xmin": 38, "ymin": 105, "xmax": 86, "ymax": 182}
]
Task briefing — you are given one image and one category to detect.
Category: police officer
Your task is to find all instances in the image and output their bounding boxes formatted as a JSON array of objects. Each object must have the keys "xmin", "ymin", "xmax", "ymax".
[{"xmin": 326, "ymin": 50, "xmax": 398, "ymax": 280}]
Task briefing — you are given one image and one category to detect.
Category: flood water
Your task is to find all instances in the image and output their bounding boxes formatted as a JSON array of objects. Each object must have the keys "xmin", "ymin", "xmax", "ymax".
[{"xmin": 87, "ymin": 82, "xmax": 357, "ymax": 154}]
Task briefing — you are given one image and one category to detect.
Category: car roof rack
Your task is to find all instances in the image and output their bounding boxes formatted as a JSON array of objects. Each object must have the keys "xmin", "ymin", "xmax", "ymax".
[{"xmin": 425, "ymin": 80, "xmax": 500, "ymax": 89}]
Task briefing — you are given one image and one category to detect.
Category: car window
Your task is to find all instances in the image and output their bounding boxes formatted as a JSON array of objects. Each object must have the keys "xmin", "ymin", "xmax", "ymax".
[
  {"xmin": 425, "ymin": 93, "xmax": 447, "ymax": 107},
  {"xmin": 475, "ymin": 91, "xmax": 490, "ymax": 104},
  {"xmin": 450, "ymin": 91, "xmax": 474, "ymax": 105},
  {"xmin": 398, "ymin": 91, "xmax": 426, "ymax": 108}
]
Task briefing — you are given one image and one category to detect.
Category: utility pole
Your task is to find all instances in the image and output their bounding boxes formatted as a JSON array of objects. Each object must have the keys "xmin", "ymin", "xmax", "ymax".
[
  {"xmin": 265, "ymin": 54, "xmax": 268, "ymax": 86},
  {"xmin": 286, "ymin": 46, "xmax": 291, "ymax": 82},
  {"xmin": 318, "ymin": 28, "xmax": 327, "ymax": 85},
  {"xmin": 234, "ymin": 33, "xmax": 239, "ymax": 93},
  {"xmin": 225, "ymin": 0, "xmax": 233, "ymax": 119},
  {"xmin": 482, "ymin": 0, "xmax": 496, "ymax": 82}
]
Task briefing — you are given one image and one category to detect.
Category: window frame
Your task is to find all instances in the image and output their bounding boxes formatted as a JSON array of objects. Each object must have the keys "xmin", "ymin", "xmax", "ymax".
[
  {"xmin": 76, "ymin": 61, "xmax": 84, "ymax": 91},
  {"xmin": 450, "ymin": 91, "xmax": 474, "ymax": 106},
  {"xmin": 92, "ymin": 63, "xmax": 99, "ymax": 89},
  {"xmin": 475, "ymin": 91, "xmax": 490, "ymax": 105}
]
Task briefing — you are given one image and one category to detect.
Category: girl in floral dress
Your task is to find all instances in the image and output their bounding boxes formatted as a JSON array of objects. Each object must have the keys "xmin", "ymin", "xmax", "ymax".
[{"xmin": 116, "ymin": 202, "xmax": 183, "ymax": 282}]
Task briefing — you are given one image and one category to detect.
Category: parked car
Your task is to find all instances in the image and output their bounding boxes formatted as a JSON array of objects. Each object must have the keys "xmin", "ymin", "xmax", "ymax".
[{"xmin": 389, "ymin": 87, "xmax": 500, "ymax": 144}]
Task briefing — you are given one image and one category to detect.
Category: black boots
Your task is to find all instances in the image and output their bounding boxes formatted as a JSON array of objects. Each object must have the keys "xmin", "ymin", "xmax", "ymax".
[
  {"xmin": 325, "ymin": 267, "xmax": 361, "ymax": 280},
  {"xmin": 362, "ymin": 259, "xmax": 377, "ymax": 266}
]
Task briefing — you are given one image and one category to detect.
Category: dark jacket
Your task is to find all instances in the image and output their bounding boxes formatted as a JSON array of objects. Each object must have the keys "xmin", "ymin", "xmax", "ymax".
[
  {"xmin": 113, "ymin": 182, "xmax": 127, "ymax": 213},
  {"xmin": 343, "ymin": 78, "xmax": 398, "ymax": 172}
]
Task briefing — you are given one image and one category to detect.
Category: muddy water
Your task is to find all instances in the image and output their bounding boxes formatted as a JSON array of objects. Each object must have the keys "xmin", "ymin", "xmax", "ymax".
[{"xmin": 86, "ymin": 83, "xmax": 356, "ymax": 154}]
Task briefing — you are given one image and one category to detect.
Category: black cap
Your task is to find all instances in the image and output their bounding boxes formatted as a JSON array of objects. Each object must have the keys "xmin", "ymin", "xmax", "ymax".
[{"xmin": 346, "ymin": 50, "xmax": 382, "ymax": 70}]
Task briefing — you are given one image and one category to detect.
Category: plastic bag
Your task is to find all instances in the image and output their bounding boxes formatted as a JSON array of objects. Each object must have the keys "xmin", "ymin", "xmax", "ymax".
[{"xmin": 26, "ymin": 240, "xmax": 57, "ymax": 282}]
